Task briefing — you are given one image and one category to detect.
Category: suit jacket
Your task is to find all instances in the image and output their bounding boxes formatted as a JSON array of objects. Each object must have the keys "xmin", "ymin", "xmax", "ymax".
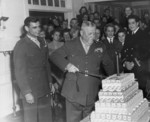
[
  {"xmin": 50, "ymin": 37, "xmax": 114, "ymax": 106},
  {"xmin": 13, "ymin": 36, "xmax": 51, "ymax": 98},
  {"xmin": 122, "ymin": 29, "xmax": 149, "ymax": 63},
  {"xmin": 102, "ymin": 38, "xmax": 123, "ymax": 73}
]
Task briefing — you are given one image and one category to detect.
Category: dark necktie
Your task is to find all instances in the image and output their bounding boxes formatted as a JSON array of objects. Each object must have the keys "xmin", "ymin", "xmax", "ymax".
[{"xmin": 110, "ymin": 38, "xmax": 113, "ymax": 44}]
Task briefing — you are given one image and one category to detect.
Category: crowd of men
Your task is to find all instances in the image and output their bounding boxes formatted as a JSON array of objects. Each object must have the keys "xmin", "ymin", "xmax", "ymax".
[{"xmin": 13, "ymin": 6, "xmax": 150, "ymax": 122}]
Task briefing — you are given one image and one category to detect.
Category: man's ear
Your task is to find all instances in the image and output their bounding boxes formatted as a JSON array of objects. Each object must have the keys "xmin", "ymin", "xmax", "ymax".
[{"xmin": 24, "ymin": 26, "xmax": 29, "ymax": 32}]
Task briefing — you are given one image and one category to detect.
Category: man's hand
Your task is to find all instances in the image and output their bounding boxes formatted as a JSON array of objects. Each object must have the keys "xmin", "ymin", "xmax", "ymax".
[
  {"xmin": 125, "ymin": 61, "xmax": 134, "ymax": 70},
  {"xmin": 66, "ymin": 63, "xmax": 79, "ymax": 73},
  {"xmin": 25, "ymin": 93, "xmax": 34, "ymax": 104}
]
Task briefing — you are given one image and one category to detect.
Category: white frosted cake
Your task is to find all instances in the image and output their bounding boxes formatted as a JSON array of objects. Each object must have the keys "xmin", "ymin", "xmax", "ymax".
[{"xmin": 90, "ymin": 73, "xmax": 149, "ymax": 122}]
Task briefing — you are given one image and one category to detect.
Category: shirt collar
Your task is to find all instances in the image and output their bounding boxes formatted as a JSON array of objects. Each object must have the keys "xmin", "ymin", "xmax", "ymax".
[
  {"xmin": 107, "ymin": 37, "xmax": 114, "ymax": 43},
  {"xmin": 27, "ymin": 34, "xmax": 40, "ymax": 48},
  {"xmin": 133, "ymin": 27, "xmax": 139, "ymax": 34},
  {"xmin": 80, "ymin": 37, "xmax": 90, "ymax": 47},
  {"xmin": 27, "ymin": 34, "xmax": 38, "ymax": 42}
]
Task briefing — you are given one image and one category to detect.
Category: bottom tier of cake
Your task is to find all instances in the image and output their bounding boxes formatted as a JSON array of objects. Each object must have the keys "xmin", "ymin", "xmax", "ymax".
[
  {"xmin": 90, "ymin": 99, "xmax": 149, "ymax": 122},
  {"xmin": 80, "ymin": 110, "xmax": 149, "ymax": 122}
]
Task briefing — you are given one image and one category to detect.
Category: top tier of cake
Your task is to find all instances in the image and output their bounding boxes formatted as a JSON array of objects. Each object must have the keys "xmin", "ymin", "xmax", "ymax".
[{"xmin": 102, "ymin": 73, "xmax": 135, "ymax": 92}]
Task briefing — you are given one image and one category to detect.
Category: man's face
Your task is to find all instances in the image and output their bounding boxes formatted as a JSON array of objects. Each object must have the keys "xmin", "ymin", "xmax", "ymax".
[
  {"xmin": 26, "ymin": 21, "xmax": 41, "ymax": 38},
  {"xmin": 128, "ymin": 18, "xmax": 139, "ymax": 32},
  {"xmin": 105, "ymin": 26, "xmax": 114, "ymax": 38},
  {"xmin": 81, "ymin": 26, "xmax": 96, "ymax": 46},
  {"xmin": 70, "ymin": 20, "xmax": 78, "ymax": 28},
  {"xmin": 94, "ymin": 20, "xmax": 100, "ymax": 27}
]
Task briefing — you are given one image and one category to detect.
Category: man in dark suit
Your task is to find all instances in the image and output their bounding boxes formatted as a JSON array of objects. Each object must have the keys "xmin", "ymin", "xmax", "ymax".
[
  {"xmin": 102, "ymin": 23, "xmax": 123, "ymax": 74},
  {"xmin": 13, "ymin": 17, "xmax": 52, "ymax": 122},
  {"xmin": 121, "ymin": 15, "xmax": 150, "ymax": 98},
  {"xmin": 50, "ymin": 21, "xmax": 114, "ymax": 122}
]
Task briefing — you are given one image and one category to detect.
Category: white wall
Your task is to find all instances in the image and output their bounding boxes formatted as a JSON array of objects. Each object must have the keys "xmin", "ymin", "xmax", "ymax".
[
  {"xmin": 0, "ymin": 0, "xmax": 28, "ymax": 119},
  {"xmin": 72, "ymin": 0, "xmax": 84, "ymax": 17}
]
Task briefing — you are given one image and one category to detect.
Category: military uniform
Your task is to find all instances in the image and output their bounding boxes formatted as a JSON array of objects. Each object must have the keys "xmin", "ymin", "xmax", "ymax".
[
  {"xmin": 13, "ymin": 36, "xmax": 52, "ymax": 122},
  {"xmin": 121, "ymin": 29, "xmax": 150, "ymax": 97},
  {"xmin": 50, "ymin": 37, "xmax": 114, "ymax": 122}
]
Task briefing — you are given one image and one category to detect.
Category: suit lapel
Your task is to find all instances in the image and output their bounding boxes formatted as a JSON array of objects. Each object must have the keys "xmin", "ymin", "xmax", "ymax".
[
  {"xmin": 105, "ymin": 38, "xmax": 113, "ymax": 48},
  {"xmin": 88, "ymin": 43, "xmax": 97, "ymax": 55},
  {"xmin": 25, "ymin": 36, "xmax": 41, "ymax": 51}
]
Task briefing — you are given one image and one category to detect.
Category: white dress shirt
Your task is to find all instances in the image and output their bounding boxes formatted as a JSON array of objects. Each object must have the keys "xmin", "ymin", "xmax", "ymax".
[
  {"xmin": 107, "ymin": 37, "xmax": 114, "ymax": 44},
  {"xmin": 80, "ymin": 38, "xmax": 90, "ymax": 54}
]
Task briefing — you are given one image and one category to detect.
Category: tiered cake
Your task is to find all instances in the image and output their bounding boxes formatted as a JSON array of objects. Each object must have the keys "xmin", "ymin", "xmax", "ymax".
[{"xmin": 90, "ymin": 73, "xmax": 149, "ymax": 122}]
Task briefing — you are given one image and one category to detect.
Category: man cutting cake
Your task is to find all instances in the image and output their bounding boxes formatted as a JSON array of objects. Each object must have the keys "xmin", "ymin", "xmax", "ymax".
[{"xmin": 50, "ymin": 21, "xmax": 114, "ymax": 122}]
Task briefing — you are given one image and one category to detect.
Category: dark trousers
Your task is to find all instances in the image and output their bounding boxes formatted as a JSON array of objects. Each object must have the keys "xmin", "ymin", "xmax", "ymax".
[
  {"xmin": 66, "ymin": 99, "xmax": 94, "ymax": 122},
  {"xmin": 22, "ymin": 94, "xmax": 52, "ymax": 122}
]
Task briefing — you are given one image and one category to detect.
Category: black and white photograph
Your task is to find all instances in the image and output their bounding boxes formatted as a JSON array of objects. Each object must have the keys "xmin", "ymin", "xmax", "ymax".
[{"xmin": 0, "ymin": 0, "xmax": 150, "ymax": 122}]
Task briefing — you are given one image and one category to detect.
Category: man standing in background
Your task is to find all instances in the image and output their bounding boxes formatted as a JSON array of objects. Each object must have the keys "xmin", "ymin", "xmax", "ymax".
[{"xmin": 122, "ymin": 15, "xmax": 150, "ymax": 98}]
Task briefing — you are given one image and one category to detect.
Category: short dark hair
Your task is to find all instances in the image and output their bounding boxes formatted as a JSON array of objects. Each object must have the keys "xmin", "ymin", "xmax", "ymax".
[
  {"xmin": 117, "ymin": 28, "xmax": 127, "ymax": 35},
  {"xmin": 24, "ymin": 17, "xmax": 39, "ymax": 27},
  {"xmin": 104, "ymin": 23, "xmax": 115, "ymax": 32},
  {"xmin": 128, "ymin": 15, "xmax": 140, "ymax": 22}
]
